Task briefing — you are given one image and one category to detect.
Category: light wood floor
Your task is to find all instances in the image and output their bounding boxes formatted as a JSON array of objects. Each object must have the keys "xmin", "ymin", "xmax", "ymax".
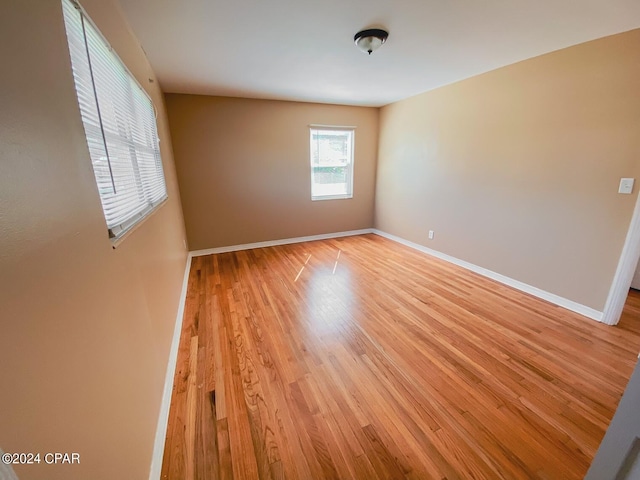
[{"xmin": 161, "ymin": 234, "xmax": 640, "ymax": 479}]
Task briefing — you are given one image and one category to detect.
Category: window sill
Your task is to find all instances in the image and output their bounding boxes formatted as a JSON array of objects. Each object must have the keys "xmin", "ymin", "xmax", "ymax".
[
  {"xmin": 311, "ymin": 194, "xmax": 353, "ymax": 201},
  {"xmin": 110, "ymin": 197, "xmax": 169, "ymax": 249}
]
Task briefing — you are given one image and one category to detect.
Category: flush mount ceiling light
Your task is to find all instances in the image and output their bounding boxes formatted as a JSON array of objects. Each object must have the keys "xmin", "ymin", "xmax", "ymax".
[{"xmin": 354, "ymin": 28, "xmax": 389, "ymax": 55}]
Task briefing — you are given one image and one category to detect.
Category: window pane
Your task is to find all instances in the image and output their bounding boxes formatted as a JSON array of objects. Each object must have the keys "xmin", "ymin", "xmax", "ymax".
[{"xmin": 312, "ymin": 166, "xmax": 348, "ymax": 197}]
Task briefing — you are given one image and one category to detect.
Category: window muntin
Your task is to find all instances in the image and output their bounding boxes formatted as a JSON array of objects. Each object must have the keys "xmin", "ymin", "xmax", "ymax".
[
  {"xmin": 309, "ymin": 127, "xmax": 354, "ymax": 200},
  {"xmin": 62, "ymin": 0, "xmax": 167, "ymax": 241}
]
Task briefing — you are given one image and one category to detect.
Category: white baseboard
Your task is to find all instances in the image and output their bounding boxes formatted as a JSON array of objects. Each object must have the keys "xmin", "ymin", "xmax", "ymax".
[
  {"xmin": 372, "ymin": 229, "xmax": 604, "ymax": 322},
  {"xmin": 189, "ymin": 229, "xmax": 374, "ymax": 257},
  {"xmin": 149, "ymin": 252, "xmax": 193, "ymax": 480}
]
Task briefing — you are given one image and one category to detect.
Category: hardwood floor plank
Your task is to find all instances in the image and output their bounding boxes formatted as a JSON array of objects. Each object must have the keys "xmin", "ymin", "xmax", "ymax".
[
  {"xmin": 161, "ymin": 234, "xmax": 640, "ymax": 479},
  {"xmin": 360, "ymin": 424, "xmax": 407, "ymax": 480},
  {"xmin": 216, "ymin": 417, "xmax": 233, "ymax": 480},
  {"xmin": 194, "ymin": 353, "xmax": 217, "ymax": 480},
  {"xmin": 222, "ymin": 304, "xmax": 260, "ymax": 479},
  {"xmin": 185, "ymin": 335, "xmax": 199, "ymax": 480}
]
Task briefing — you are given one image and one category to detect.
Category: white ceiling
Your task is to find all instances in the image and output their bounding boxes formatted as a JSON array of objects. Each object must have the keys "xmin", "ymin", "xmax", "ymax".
[{"xmin": 117, "ymin": 0, "xmax": 640, "ymax": 107}]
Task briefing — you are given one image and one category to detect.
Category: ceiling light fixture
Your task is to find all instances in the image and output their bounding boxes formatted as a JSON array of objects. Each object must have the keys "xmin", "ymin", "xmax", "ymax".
[{"xmin": 354, "ymin": 28, "xmax": 389, "ymax": 55}]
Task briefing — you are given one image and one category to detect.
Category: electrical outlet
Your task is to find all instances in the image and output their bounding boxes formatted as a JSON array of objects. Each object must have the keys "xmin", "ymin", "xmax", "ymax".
[
  {"xmin": 428, "ymin": 230, "xmax": 434, "ymax": 240},
  {"xmin": 619, "ymin": 178, "xmax": 635, "ymax": 194}
]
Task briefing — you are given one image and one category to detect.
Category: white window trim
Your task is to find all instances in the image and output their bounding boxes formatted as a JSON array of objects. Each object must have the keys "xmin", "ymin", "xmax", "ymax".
[
  {"xmin": 312, "ymin": 194, "xmax": 354, "ymax": 202},
  {"xmin": 309, "ymin": 126, "xmax": 355, "ymax": 201}
]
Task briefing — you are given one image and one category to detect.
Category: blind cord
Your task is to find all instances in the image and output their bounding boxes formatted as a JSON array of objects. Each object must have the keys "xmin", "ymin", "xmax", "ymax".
[{"xmin": 79, "ymin": 12, "xmax": 117, "ymax": 194}]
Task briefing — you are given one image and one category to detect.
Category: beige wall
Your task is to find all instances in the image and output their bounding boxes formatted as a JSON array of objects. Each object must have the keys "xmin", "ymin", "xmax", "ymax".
[
  {"xmin": 166, "ymin": 95, "xmax": 378, "ymax": 250},
  {"xmin": 0, "ymin": 1, "xmax": 187, "ymax": 479},
  {"xmin": 376, "ymin": 29, "xmax": 640, "ymax": 311}
]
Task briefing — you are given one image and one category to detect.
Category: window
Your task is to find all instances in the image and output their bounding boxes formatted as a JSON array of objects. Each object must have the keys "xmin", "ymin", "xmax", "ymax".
[
  {"xmin": 62, "ymin": 0, "xmax": 167, "ymax": 241},
  {"xmin": 309, "ymin": 127, "xmax": 354, "ymax": 200}
]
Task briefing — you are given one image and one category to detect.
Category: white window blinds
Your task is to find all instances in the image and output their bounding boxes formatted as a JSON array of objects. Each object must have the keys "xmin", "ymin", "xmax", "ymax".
[{"xmin": 62, "ymin": 0, "xmax": 167, "ymax": 240}]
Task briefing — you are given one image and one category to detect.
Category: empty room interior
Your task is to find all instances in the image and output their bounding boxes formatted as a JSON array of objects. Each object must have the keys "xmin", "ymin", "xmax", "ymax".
[{"xmin": 3, "ymin": 0, "xmax": 640, "ymax": 479}]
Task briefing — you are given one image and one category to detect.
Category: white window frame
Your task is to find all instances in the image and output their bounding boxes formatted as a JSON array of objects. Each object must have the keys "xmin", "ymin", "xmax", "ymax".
[
  {"xmin": 309, "ymin": 125, "xmax": 355, "ymax": 201},
  {"xmin": 61, "ymin": 0, "xmax": 167, "ymax": 243}
]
